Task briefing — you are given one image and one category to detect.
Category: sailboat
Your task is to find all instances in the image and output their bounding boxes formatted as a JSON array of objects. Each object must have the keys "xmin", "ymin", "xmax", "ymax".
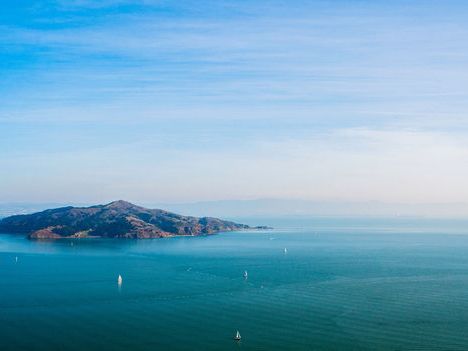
[
  {"xmin": 234, "ymin": 330, "xmax": 241, "ymax": 341},
  {"xmin": 117, "ymin": 274, "xmax": 123, "ymax": 285},
  {"xmin": 243, "ymin": 270, "xmax": 248, "ymax": 279},
  {"xmin": 284, "ymin": 248, "xmax": 288, "ymax": 254},
  {"xmin": 15, "ymin": 256, "xmax": 18, "ymax": 263}
]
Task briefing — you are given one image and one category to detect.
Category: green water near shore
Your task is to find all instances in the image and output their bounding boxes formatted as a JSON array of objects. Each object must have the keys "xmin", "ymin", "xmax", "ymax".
[{"xmin": 2, "ymin": 217, "xmax": 468, "ymax": 350}]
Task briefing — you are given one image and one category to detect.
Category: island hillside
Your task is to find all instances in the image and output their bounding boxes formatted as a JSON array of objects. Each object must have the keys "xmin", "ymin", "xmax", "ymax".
[{"xmin": 0, "ymin": 200, "xmax": 267, "ymax": 239}]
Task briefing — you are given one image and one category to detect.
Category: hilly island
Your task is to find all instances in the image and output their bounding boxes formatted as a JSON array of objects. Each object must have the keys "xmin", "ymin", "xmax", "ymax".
[{"xmin": 0, "ymin": 200, "xmax": 267, "ymax": 239}]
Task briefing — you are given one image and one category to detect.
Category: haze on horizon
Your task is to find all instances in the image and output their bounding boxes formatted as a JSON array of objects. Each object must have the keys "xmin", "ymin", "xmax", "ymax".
[{"xmin": 2, "ymin": 1, "xmax": 468, "ymax": 214}]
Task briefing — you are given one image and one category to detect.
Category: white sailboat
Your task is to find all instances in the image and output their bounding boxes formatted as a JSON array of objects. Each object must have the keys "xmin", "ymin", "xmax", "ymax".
[
  {"xmin": 234, "ymin": 330, "xmax": 241, "ymax": 341},
  {"xmin": 284, "ymin": 248, "xmax": 288, "ymax": 254},
  {"xmin": 243, "ymin": 270, "xmax": 248, "ymax": 279},
  {"xmin": 117, "ymin": 274, "xmax": 123, "ymax": 285},
  {"xmin": 15, "ymin": 256, "xmax": 18, "ymax": 263}
]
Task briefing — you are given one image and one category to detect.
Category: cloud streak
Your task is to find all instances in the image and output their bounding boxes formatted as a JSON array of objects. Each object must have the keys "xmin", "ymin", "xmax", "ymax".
[{"xmin": 2, "ymin": 1, "xmax": 468, "ymax": 206}]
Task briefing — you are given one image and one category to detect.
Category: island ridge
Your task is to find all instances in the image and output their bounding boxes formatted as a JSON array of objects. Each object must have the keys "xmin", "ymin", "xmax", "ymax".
[{"xmin": 0, "ymin": 200, "xmax": 268, "ymax": 239}]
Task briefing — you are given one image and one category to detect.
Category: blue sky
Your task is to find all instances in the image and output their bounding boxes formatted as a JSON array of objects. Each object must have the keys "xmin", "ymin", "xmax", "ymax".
[{"xmin": 2, "ymin": 0, "xmax": 468, "ymax": 205}]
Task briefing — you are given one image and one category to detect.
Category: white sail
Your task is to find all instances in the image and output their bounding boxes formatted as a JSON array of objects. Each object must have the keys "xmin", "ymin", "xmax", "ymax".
[
  {"xmin": 243, "ymin": 270, "xmax": 248, "ymax": 278},
  {"xmin": 117, "ymin": 274, "xmax": 123, "ymax": 285},
  {"xmin": 235, "ymin": 330, "xmax": 241, "ymax": 340},
  {"xmin": 284, "ymin": 248, "xmax": 288, "ymax": 254}
]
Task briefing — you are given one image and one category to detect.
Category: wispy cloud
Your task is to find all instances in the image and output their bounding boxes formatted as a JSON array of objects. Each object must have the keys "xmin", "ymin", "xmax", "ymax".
[
  {"xmin": 3, "ymin": 6, "xmax": 468, "ymax": 121},
  {"xmin": 2, "ymin": 1, "xmax": 468, "ymax": 205}
]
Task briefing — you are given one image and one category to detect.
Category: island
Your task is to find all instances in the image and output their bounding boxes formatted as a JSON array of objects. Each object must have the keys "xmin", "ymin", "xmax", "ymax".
[{"xmin": 0, "ymin": 200, "xmax": 269, "ymax": 239}]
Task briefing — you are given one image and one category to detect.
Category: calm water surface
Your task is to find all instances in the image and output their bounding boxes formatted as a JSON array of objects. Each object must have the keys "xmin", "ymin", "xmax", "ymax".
[{"xmin": 2, "ymin": 217, "xmax": 468, "ymax": 350}]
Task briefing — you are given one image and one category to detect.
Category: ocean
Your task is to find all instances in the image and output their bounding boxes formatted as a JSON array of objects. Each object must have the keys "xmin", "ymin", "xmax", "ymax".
[{"xmin": 2, "ymin": 217, "xmax": 468, "ymax": 350}]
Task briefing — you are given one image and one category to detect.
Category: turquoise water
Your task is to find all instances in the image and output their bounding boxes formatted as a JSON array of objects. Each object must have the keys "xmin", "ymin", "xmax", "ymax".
[{"xmin": 2, "ymin": 217, "xmax": 468, "ymax": 350}]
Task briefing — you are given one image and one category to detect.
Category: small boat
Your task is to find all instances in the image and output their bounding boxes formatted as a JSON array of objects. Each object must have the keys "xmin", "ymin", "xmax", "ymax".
[
  {"xmin": 117, "ymin": 274, "xmax": 123, "ymax": 285},
  {"xmin": 284, "ymin": 248, "xmax": 288, "ymax": 254},
  {"xmin": 243, "ymin": 270, "xmax": 248, "ymax": 279},
  {"xmin": 234, "ymin": 330, "xmax": 241, "ymax": 341},
  {"xmin": 15, "ymin": 256, "xmax": 18, "ymax": 263}
]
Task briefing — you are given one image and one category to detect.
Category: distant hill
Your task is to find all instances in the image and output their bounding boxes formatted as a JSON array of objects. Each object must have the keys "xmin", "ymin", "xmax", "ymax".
[
  {"xmin": 149, "ymin": 199, "xmax": 468, "ymax": 218},
  {"xmin": 0, "ymin": 200, "xmax": 267, "ymax": 239}
]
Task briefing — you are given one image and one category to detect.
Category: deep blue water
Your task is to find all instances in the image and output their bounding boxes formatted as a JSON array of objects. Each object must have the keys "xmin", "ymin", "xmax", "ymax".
[{"xmin": 2, "ymin": 217, "xmax": 468, "ymax": 350}]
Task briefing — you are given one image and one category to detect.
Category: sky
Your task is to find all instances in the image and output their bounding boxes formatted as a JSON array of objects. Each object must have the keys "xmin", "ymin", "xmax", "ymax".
[{"xmin": 2, "ymin": 0, "xmax": 468, "ymax": 207}]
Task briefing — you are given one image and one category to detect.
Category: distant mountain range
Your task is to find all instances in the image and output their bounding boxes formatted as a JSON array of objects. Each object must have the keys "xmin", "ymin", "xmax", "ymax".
[
  {"xmin": 150, "ymin": 199, "xmax": 468, "ymax": 218},
  {"xmin": 0, "ymin": 200, "xmax": 268, "ymax": 239}
]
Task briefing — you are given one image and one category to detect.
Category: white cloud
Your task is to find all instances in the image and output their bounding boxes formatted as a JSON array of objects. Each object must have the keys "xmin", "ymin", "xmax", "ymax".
[{"xmin": 3, "ymin": 1, "xmax": 468, "ymax": 207}]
